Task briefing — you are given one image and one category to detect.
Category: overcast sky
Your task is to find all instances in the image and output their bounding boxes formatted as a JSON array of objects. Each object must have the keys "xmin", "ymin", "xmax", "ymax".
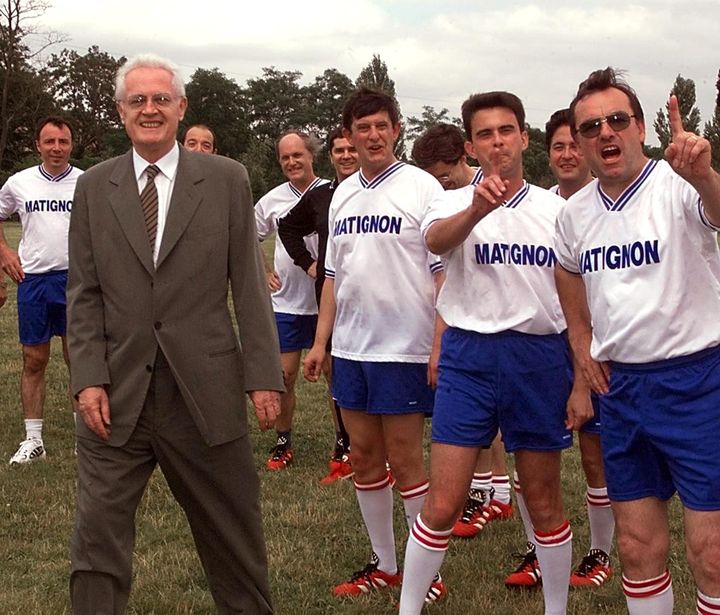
[{"xmin": 33, "ymin": 0, "xmax": 720, "ymax": 145}]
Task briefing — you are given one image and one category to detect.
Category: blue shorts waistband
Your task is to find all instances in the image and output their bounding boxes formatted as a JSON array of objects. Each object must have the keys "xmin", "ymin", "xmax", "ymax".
[{"xmin": 610, "ymin": 345, "xmax": 720, "ymax": 373}]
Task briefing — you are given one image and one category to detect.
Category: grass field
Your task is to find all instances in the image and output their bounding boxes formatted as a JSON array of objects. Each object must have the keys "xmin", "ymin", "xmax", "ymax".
[{"xmin": 0, "ymin": 221, "xmax": 695, "ymax": 614}]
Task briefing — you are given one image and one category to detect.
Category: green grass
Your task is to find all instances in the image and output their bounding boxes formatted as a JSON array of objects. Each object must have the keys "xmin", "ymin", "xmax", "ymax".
[{"xmin": 0, "ymin": 222, "xmax": 695, "ymax": 614}]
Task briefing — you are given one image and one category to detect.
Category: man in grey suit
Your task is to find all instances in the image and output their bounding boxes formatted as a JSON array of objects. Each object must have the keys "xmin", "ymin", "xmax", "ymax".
[{"xmin": 67, "ymin": 53, "xmax": 284, "ymax": 614}]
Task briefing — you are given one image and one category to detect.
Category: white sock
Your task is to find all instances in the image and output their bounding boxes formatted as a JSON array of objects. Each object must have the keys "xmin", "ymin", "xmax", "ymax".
[
  {"xmin": 399, "ymin": 515, "xmax": 451, "ymax": 615},
  {"xmin": 534, "ymin": 521, "xmax": 572, "ymax": 615},
  {"xmin": 355, "ymin": 474, "xmax": 397, "ymax": 574},
  {"xmin": 623, "ymin": 570, "xmax": 673, "ymax": 614},
  {"xmin": 471, "ymin": 471, "xmax": 492, "ymax": 492},
  {"xmin": 586, "ymin": 486, "xmax": 614, "ymax": 554},
  {"xmin": 697, "ymin": 589, "xmax": 720, "ymax": 614},
  {"xmin": 25, "ymin": 418, "xmax": 43, "ymax": 441},
  {"xmin": 514, "ymin": 472, "xmax": 535, "ymax": 544},
  {"xmin": 492, "ymin": 474, "xmax": 512, "ymax": 504},
  {"xmin": 400, "ymin": 481, "xmax": 429, "ymax": 531}
]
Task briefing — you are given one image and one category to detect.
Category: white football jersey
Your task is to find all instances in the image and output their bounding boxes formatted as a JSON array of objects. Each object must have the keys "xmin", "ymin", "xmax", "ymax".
[
  {"xmin": 0, "ymin": 164, "xmax": 82, "ymax": 273},
  {"xmin": 555, "ymin": 159, "xmax": 720, "ymax": 363},
  {"xmin": 325, "ymin": 162, "xmax": 443, "ymax": 362},
  {"xmin": 423, "ymin": 181, "xmax": 567, "ymax": 335},
  {"xmin": 255, "ymin": 178, "xmax": 328, "ymax": 315}
]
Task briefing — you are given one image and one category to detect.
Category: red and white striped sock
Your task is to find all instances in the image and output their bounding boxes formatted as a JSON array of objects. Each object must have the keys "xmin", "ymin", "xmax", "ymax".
[
  {"xmin": 400, "ymin": 481, "xmax": 429, "ymax": 531},
  {"xmin": 399, "ymin": 515, "xmax": 452, "ymax": 615},
  {"xmin": 534, "ymin": 521, "xmax": 572, "ymax": 615},
  {"xmin": 623, "ymin": 569, "xmax": 673, "ymax": 614},
  {"xmin": 491, "ymin": 474, "xmax": 512, "ymax": 504},
  {"xmin": 471, "ymin": 471, "xmax": 492, "ymax": 492},
  {"xmin": 697, "ymin": 589, "xmax": 720, "ymax": 614},
  {"xmin": 586, "ymin": 486, "xmax": 614, "ymax": 554},
  {"xmin": 355, "ymin": 474, "xmax": 397, "ymax": 574}
]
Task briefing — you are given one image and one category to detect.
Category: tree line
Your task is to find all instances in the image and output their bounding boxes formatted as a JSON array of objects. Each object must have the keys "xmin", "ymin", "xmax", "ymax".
[{"xmin": 2, "ymin": 3, "xmax": 720, "ymax": 194}]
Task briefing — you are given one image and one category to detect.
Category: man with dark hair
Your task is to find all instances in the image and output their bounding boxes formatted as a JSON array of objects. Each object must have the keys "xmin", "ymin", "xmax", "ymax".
[
  {"xmin": 411, "ymin": 123, "xmax": 477, "ymax": 190},
  {"xmin": 278, "ymin": 127, "xmax": 359, "ymax": 484},
  {"xmin": 255, "ymin": 129, "xmax": 328, "ymax": 470},
  {"xmin": 399, "ymin": 91, "xmax": 585, "ymax": 615},
  {"xmin": 544, "ymin": 108, "xmax": 615, "ymax": 589},
  {"xmin": 67, "ymin": 53, "xmax": 283, "ymax": 613},
  {"xmin": 0, "ymin": 115, "xmax": 82, "ymax": 464},
  {"xmin": 182, "ymin": 124, "xmax": 216, "ymax": 154},
  {"xmin": 304, "ymin": 87, "xmax": 446, "ymax": 601},
  {"xmin": 411, "ymin": 122, "xmax": 516, "ymax": 540},
  {"xmin": 556, "ymin": 67, "xmax": 720, "ymax": 615}
]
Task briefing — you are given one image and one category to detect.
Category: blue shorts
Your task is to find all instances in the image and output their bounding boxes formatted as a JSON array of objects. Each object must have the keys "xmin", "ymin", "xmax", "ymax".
[
  {"xmin": 600, "ymin": 345, "xmax": 720, "ymax": 510},
  {"xmin": 332, "ymin": 357, "xmax": 434, "ymax": 415},
  {"xmin": 431, "ymin": 328, "xmax": 573, "ymax": 452},
  {"xmin": 17, "ymin": 270, "xmax": 68, "ymax": 345},
  {"xmin": 580, "ymin": 394, "xmax": 602, "ymax": 435},
  {"xmin": 274, "ymin": 312, "xmax": 317, "ymax": 353}
]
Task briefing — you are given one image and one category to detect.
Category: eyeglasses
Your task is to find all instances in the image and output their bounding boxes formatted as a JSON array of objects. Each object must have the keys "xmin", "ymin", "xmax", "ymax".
[
  {"xmin": 576, "ymin": 112, "xmax": 636, "ymax": 138},
  {"xmin": 119, "ymin": 93, "xmax": 177, "ymax": 110}
]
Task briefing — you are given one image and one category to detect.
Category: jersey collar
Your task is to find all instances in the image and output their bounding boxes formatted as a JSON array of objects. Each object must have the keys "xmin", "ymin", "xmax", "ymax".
[
  {"xmin": 359, "ymin": 161, "xmax": 405, "ymax": 190},
  {"xmin": 289, "ymin": 177, "xmax": 324, "ymax": 199},
  {"xmin": 598, "ymin": 159, "xmax": 658, "ymax": 212}
]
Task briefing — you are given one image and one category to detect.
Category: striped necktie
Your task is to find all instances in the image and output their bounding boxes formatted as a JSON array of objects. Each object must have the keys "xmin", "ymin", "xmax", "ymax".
[{"xmin": 140, "ymin": 165, "xmax": 160, "ymax": 252}]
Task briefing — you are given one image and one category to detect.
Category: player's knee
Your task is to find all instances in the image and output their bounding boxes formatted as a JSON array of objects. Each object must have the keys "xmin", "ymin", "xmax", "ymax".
[
  {"xmin": 687, "ymin": 532, "xmax": 720, "ymax": 585},
  {"xmin": 422, "ymin": 492, "xmax": 462, "ymax": 530},
  {"xmin": 616, "ymin": 525, "xmax": 668, "ymax": 570},
  {"xmin": 22, "ymin": 350, "xmax": 49, "ymax": 374}
]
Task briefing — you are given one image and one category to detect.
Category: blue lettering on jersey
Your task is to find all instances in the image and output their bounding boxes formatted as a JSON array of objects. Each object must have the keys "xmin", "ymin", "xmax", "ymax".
[
  {"xmin": 474, "ymin": 243, "xmax": 557, "ymax": 268},
  {"xmin": 578, "ymin": 239, "xmax": 660, "ymax": 273},
  {"xmin": 333, "ymin": 215, "xmax": 402, "ymax": 237},
  {"xmin": 24, "ymin": 199, "xmax": 72, "ymax": 213}
]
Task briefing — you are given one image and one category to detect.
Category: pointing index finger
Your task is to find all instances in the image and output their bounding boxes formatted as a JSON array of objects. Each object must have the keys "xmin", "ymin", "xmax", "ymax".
[{"xmin": 668, "ymin": 94, "xmax": 684, "ymax": 139}]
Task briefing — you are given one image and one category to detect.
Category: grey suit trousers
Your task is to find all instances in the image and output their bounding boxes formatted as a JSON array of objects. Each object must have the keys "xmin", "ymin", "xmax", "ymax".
[{"xmin": 70, "ymin": 354, "xmax": 273, "ymax": 614}]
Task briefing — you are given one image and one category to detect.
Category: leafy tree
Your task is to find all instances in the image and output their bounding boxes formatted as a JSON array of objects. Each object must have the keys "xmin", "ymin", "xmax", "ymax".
[
  {"xmin": 703, "ymin": 69, "xmax": 720, "ymax": 172},
  {"xmin": 654, "ymin": 74, "xmax": 701, "ymax": 149},
  {"xmin": 405, "ymin": 105, "xmax": 462, "ymax": 152},
  {"xmin": 44, "ymin": 45, "xmax": 126, "ymax": 162},
  {"xmin": 303, "ymin": 68, "xmax": 354, "ymax": 139},
  {"xmin": 355, "ymin": 54, "xmax": 405, "ymax": 158},
  {"xmin": 522, "ymin": 126, "xmax": 553, "ymax": 188},
  {"xmin": 0, "ymin": 0, "xmax": 63, "ymax": 172},
  {"xmin": 245, "ymin": 66, "xmax": 307, "ymax": 144},
  {"xmin": 183, "ymin": 67, "xmax": 249, "ymax": 160}
]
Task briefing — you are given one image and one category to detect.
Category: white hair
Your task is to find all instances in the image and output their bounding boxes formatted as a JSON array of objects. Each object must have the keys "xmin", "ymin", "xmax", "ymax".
[{"xmin": 115, "ymin": 53, "xmax": 185, "ymax": 100}]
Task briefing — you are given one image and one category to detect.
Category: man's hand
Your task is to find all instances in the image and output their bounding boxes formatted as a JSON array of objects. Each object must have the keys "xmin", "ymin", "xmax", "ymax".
[
  {"xmin": 471, "ymin": 172, "xmax": 508, "ymax": 218},
  {"xmin": 303, "ymin": 344, "xmax": 326, "ymax": 382},
  {"xmin": 307, "ymin": 261, "xmax": 318, "ymax": 280},
  {"xmin": 248, "ymin": 390, "xmax": 281, "ymax": 431},
  {"xmin": 266, "ymin": 271, "xmax": 281, "ymax": 292},
  {"xmin": 665, "ymin": 94, "xmax": 712, "ymax": 180},
  {"xmin": 565, "ymin": 381, "xmax": 595, "ymax": 431},
  {"xmin": 568, "ymin": 330, "xmax": 610, "ymax": 395},
  {"xmin": 0, "ymin": 244, "xmax": 24, "ymax": 284},
  {"xmin": 77, "ymin": 386, "xmax": 111, "ymax": 440}
]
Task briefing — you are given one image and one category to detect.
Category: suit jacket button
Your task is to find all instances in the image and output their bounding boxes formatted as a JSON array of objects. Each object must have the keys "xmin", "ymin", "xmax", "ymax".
[
  {"xmin": 145, "ymin": 364, "xmax": 152, "ymax": 372},
  {"xmin": 154, "ymin": 321, "xmax": 162, "ymax": 330}
]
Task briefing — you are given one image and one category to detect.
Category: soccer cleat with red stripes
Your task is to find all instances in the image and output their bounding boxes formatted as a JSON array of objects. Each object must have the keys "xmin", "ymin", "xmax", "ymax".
[
  {"xmin": 570, "ymin": 549, "xmax": 612, "ymax": 588},
  {"xmin": 452, "ymin": 488, "xmax": 491, "ymax": 538},
  {"xmin": 266, "ymin": 440, "xmax": 294, "ymax": 470},
  {"xmin": 505, "ymin": 542, "xmax": 542, "ymax": 588},
  {"xmin": 333, "ymin": 553, "xmax": 401, "ymax": 597},
  {"xmin": 425, "ymin": 573, "xmax": 447, "ymax": 604},
  {"xmin": 486, "ymin": 498, "xmax": 514, "ymax": 522},
  {"xmin": 319, "ymin": 453, "xmax": 353, "ymax": 485}
]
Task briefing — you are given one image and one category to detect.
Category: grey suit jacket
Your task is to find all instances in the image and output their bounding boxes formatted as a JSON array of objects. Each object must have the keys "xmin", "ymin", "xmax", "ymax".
[{"xmin": 67, "ymin": 147, "xmax": 284, "ymax": 447}]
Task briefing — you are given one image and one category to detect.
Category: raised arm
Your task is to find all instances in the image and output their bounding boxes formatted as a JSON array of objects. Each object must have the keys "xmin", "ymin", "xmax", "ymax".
[{"xmin": 664, "ymin": 94, "xmax": 720, "ymax": 226}]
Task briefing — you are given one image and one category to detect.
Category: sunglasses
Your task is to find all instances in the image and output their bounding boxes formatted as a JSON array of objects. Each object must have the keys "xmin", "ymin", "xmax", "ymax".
[{"xmin": 576, "ymin": 112, "xmax": 636, "ymax": 138}]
